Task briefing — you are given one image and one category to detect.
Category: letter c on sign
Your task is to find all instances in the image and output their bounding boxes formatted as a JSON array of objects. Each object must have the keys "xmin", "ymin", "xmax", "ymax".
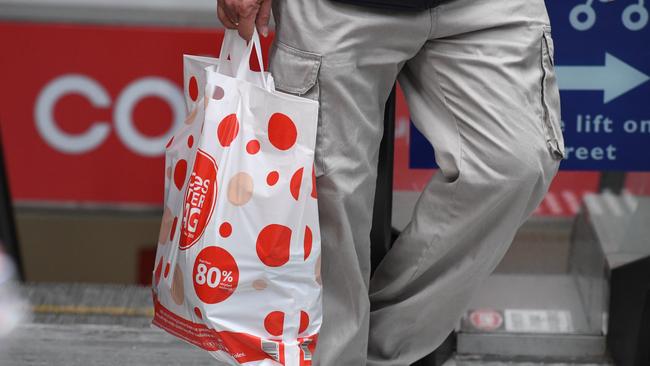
[
  {"xmin": 114, "ymin": 77, "xmax": 184, "ymax": 157},
  {"xmin": 35, "ymin": 74, "xmax": 111, "ymax": 154}
]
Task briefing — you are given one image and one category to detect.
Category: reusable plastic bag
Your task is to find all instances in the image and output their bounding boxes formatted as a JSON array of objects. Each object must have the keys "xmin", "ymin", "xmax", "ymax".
[{"xmin": 152, "ymin": 29, "xmax": 321, "ymax": 366}]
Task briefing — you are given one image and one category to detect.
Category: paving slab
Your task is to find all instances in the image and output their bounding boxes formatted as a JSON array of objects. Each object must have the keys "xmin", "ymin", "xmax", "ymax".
[{"xmin": 0, "ymin": 323, "xmax": 220, "ymax": 366}]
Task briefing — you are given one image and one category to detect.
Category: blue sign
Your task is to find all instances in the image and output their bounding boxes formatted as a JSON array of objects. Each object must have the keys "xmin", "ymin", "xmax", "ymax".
[{"xmin": 410, "ymin": 0, "xmax": 650, "ymax": 171}]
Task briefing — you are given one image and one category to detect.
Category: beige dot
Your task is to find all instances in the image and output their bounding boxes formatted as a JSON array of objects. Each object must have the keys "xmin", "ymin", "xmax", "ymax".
[
  {"xmin": 184, "ymin": 106, "xmax": 198, "ymax": 125},
  {"xmin": 212, "ymin": 86, "xmax": 225, "ymax": 100},
  {"xmin": 315, "ymin": 255, "xmax": 322, "ymax": 285},
  {"xmin": 157, "ymin": 206, "xmax": 173, "ymax": 245},
  {"xmin": 227, "ymin": 172, "xmax": 254, "ymax": 206},
  {"xmin": 166, "ymin": 166, "xmax": 172, "ymax": 179},
  {"xmin": 252, "ymin": 279, "xmax": 268, "ymax": 290},
  {"xmin": 171, "ymin": 265, "xmax": 185, "ymax": 305}
]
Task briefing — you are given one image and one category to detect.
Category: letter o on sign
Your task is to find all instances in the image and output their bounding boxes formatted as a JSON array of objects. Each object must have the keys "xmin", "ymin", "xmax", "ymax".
[
  {"xmin": 35, "ymin": 74, "xmax": 184, "ymax": 156},
  {"xmin": 114, "ymin": 77, "xmax": 184, "ymax": 157},
  {"xmin": 35, "ymin": 74, "xmax": 111, "ymax": 154}
]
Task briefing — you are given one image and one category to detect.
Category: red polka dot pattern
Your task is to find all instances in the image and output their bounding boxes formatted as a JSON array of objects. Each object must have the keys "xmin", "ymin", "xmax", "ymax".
[
  {"xmin": 304, "ymin": 226, "xmax": 313, "ymax": 260},
  {"xmin": 290, "ymin": 168, "xmax": 304, "ymax": 201},
  {"xmin": 217, "ymin": 114, "xmax": 239, "ymax": 147},
  {"xmin": 154, "ymin": 68, "xmax": 323, "ymax": 358},
  {"xmin": 173, "ymin": 159, "xmax": 187, "ymax": 190},
  {"xmin": 299, "ymin": 311, "xmax": 309, "ymax": 334},
  {"xmin": 256, "ymin": 224, "xmax": 292, "ymax": 267},
  {"xmin": 189, "ymin": 76, "xmax": 199, "ymax": 101},
  {"xmin": 219, "ymin": 222, "xmax": 232, "ymax": 238},
  {"xmin": 246, "ymin": 140, "xmax": 260, "ymax": 154},
  {"xmin": 267, "ymin": 171, "xmax": 279, "ymax": 186},
  {"xmin": 264, "ymin": 311, "xmax": 284, "ymax": 336},
  {"xmin": 268, "ymin": 113, "xmax": 297, "ymax": 150}
]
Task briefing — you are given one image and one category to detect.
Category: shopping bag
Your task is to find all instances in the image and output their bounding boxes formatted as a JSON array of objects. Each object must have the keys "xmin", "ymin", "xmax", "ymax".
[{"xmin": 152, "ymin": 29, "xmax": 322, "ymax": 366}]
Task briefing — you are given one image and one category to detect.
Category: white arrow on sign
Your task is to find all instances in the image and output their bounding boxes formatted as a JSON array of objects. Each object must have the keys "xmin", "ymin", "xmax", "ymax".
[{"xmin": 556, "ymin": 53, "xmax": 649, "ymax": 103}]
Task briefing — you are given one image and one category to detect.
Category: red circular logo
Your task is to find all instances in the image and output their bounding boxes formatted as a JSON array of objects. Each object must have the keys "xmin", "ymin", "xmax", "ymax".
[
  {"xmin": 180, "ymin": 149, "xmax": 218, "ymax": 250},
  {"xmin": 193, "ymin": 246, "xmax": 239, "ymax": 304},
  {"xmin": 469, "ymin": 309, "xmax": 503, "ymax": 331}
]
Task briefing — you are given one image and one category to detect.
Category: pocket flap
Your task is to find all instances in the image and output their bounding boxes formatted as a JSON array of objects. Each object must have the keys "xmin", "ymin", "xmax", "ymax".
[{"xmin": 269, "ymin": 41, "xmax": 322, "ymax": 95}]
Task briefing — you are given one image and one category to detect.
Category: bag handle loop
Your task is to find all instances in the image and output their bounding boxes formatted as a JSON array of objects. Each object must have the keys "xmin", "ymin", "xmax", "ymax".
[{"xmin": 216, "ymin": 28, "xmax": 268, "ymax": 90}]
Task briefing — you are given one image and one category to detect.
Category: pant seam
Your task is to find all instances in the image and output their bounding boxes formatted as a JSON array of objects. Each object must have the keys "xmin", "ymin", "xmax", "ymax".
[{"xmin": 428, "ymin": 5, "xmax": 440, "ymax": 39}]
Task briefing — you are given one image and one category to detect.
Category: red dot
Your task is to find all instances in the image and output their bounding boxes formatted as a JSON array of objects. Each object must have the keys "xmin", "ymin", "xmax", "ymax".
[
  {"xmin": 299, "ymin": 311, "xmax": 310, "ymax": 334},
  {"xmin": 256, "ymin": 224, "xmax": 292, "ymax": 267},
  {"xmin": 193, "ymin": 246, "xmax": 239, "ymax": 304},
  {"xmin": 304, "ymin": 226, "xmax": 313, "ymax": 260},
  {"xmin": 268, "ymin": 113, "xmax": 297, "ymax": 150},
  {"xmin": 194, "ymin": 307, "xmax": 203, "ymax": 319},
  {"xmin": 187, "ymin": 135, "xmax": 194, "ymax": 148},
  {"xmin": 164, "ymin": 262, "xmax": 170, "ymax": 278},
  {"xmin": 165, "ymin": 136, "xmax": 174, "ymax": 148},
  {"xmin": 311, "ymin": 165, "xmax": 318, "ymax": 199},
  {"xmin": 267, "ymin": 171, "xmax": 279, "ymax": 186},
  {"xmin": 154, "ymin": 258, "xmax": 163, "ymax": 286},
  {"xmin": 170, "ymin": 216, "xmax": 178, "ymax": 242},
  {"xmin": 217, "ymin": 114, "xmax": 239, "ymax": 147},
  {"xmin": 246, "ymin": 140, "xmax": 260, "ymax": 154},
  {"xmin": 219, "ymin": 222, "xmax": 232, "ymax": 238},
  {"xmin": 264, "ymin": 311, "xmax": 285, "ymax": 336},
  {"xmin": 173, "ymin": 160, "xmax": 187, "ymax": 190},
  {"xmin": 290, "ymin": 167, "xmax": 304, "ymax": 200},
  {"xmin": 189, "ymin": 76, "xmax": 199, "ymax": 101}
]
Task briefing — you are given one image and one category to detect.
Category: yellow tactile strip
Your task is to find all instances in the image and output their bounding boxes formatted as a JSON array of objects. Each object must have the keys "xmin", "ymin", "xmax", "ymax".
[{"xmin": 32, "ymin": 304, "xmax": 154, "ymax": 317}]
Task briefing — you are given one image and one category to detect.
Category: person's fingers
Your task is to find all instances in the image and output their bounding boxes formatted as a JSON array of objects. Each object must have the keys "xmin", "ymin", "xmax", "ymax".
[
  {"xmin": 217, "ymin": 5, "xmax": 238, "ymax": 29},
  {"xmin": 224, "ymin": 2, "xmax": 242, "ymax": 25},
  {"xmin": 237, "ymin": 6, "xmax": 257, "ymax": 41},
  {"xmin": 220, "ymin": 0, "xmax": 261, "ymax": 41},
  {"xmin": 255, "ymin": 0, "xmax": 272, "ymax": 37}
]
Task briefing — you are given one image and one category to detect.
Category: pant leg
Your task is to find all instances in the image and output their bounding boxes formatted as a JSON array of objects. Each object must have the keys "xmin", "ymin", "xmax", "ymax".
[
  {"xmin": 270, "ymin": 2, "xmax": 430, "ymax": 365},
  {"xmin": 367, "ymin": 0, "xmax": 565, "ymax": 365}
]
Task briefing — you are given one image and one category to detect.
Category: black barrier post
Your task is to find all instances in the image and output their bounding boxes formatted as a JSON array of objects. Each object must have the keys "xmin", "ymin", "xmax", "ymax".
[
  {"xmin": 598, "ymin": 171, "xmax": 626, "ymax": 194},
  {"xmin": 370, "ymin": 85, "xmax": 396, "ymax": 275},
  {"xmin": 0, "ymin": 124, "xmax": 24, "ymax": 281}
]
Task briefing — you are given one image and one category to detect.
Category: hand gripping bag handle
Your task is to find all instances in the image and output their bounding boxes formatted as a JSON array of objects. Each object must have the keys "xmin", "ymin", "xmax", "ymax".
[{"xmin": 216, "ymin": 28, "xmax": 268, "ymax": 90}]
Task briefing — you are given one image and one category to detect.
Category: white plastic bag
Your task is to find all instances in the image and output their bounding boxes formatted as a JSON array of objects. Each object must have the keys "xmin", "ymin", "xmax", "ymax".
[{"xmin": 152, "ymin": 29, "xmax": 322, "ymax": 366}]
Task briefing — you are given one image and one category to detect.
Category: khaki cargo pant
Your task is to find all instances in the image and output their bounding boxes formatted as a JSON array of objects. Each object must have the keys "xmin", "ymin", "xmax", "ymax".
[{"xmin": 268, "ymin": 0, "xmax": 565, "ymax": 365}]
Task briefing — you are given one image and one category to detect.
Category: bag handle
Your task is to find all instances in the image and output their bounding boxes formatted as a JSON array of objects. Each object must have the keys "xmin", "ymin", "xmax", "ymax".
[
  {"xmin": 216, "ymin": 29, "xmax": 246, "ymax": 73},
  {"xmin": 216, "ymin": 28, "xmax": 268, "ymax": 90}
]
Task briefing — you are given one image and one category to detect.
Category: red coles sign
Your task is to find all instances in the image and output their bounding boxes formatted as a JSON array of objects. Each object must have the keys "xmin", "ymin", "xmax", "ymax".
[{"xmin": 0, "ymin": 22, "xmax": 271, "ymax": 205}]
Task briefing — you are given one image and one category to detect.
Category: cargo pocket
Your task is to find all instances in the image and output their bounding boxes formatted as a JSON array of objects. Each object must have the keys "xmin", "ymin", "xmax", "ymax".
[
  {"xmin": 540, "ymin": 26, "xmax": 566, "ymax": 160},
  {"xmin": 269, "ymin": 40, "xmax": 326, "ymax": 175},
  {"xmin": 269, "ymin": 41, "xmax": 322, "ymax": 101}
]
